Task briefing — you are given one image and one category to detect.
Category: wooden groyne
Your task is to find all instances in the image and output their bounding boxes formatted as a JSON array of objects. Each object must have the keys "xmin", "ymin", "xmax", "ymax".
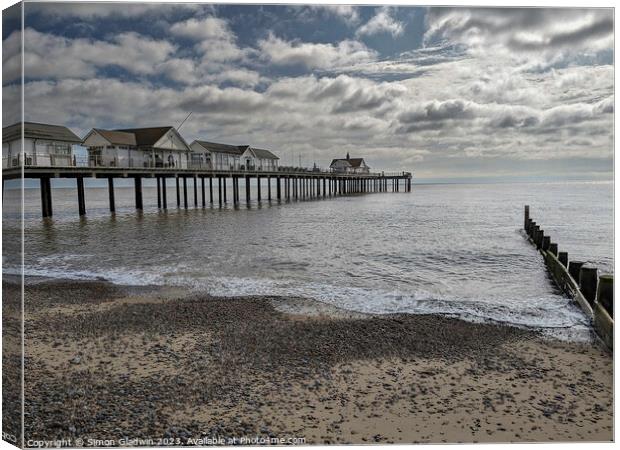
[
  {"xmin": 2, "ymin": 166, "xmax": 412, "ymax": 218},
  {"xmin": 524, "ymin": 205, "xmax": 613, "ymax": 349}
]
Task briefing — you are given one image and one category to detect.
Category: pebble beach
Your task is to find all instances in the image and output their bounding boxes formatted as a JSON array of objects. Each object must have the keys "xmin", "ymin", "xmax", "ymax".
[{"xmin": 4, "ymin": 277, "xmax": 614, "ymax": 445}]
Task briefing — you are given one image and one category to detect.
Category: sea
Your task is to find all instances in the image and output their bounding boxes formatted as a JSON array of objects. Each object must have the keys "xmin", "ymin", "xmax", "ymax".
[{"xmin": 2, "ymin": 179, "xmax": 614, "ymax": 342}]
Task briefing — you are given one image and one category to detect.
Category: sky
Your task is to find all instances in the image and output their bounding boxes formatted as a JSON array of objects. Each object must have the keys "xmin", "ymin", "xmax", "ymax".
[{"xmin": 1, "ymin": 2, "xmax": 615, "ymax": 180}]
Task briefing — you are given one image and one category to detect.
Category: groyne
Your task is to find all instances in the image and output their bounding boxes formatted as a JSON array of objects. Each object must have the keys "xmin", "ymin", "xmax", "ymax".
[{"xmin": 524, "ymin": 205, "xmax": 613, "ymax": 349}]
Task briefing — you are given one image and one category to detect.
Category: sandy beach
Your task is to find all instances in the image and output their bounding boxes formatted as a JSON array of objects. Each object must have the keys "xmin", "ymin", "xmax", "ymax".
[{"xmin": 4, "ymin": 277, "xmax": 613, "ymax": 445}]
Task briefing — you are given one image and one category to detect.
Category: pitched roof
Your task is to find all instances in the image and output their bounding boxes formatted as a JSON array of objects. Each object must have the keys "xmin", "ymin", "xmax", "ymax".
[
  {"xmin": 252, "ymin": 148, "xmax": 279, "ymax": 160},
  {"xmin": 115, "ymin": 126, "xmax": 174, "ymax": 147},
  {"xmin": 93, "ymin": 129, "xmax": 136, "ymax": 146},
  {"xmin": 193, "ymin": 140, "xmax": 246, "ymax": 155},
  {"xmin": 3, "ymin": 122, "xmax": 82, "ymax": 143},
  {"xmin": 330, "ymin": 157, "xmax": 366, "ymax": 168}
]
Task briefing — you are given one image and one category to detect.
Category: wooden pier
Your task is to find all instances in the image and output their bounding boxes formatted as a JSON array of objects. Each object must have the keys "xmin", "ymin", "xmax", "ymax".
[{"xmin": 2, "ymin": 166, "xmax": 413, "ymax": 218}]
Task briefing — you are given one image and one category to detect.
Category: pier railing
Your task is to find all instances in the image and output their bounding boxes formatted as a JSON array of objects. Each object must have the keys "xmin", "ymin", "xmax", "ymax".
[{"xmin": 523, "ymin": 205, "xmax": 613, "ymax": 349}]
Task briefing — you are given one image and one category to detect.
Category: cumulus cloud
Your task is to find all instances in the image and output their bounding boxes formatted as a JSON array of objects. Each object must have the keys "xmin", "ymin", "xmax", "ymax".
[
  {"xmin": 258, "ymin": 33, "xmax": 377, "ymax": 69},
  {"xmin": 356, "ymin": 7, "xmax": 405, "ymax": 38},
  {"xmin": 311, "ymin": 5, "xmax": 360, "ymax": 24},
  {"xmin": 424, "ymin": 7, "xmax": 613, "ymax": 53}
]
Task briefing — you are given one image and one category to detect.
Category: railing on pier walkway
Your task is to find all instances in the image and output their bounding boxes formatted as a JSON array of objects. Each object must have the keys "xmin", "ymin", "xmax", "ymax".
[
  {"xmin": 4, "ymin": 163, "xmax": 412, "ymax": 219},
  {"xmin": 523, "ymin": 205, "xmax": 613, "ymax": 349}
]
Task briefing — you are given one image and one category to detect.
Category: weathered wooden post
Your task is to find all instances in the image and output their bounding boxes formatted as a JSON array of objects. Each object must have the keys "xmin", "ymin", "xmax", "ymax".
[
  {"xmin": 183, "ymin": 176, "xmax": 188, "ymax": 209},
  {"xmin": 542, "ymin": 235, "xmax": 551, "ymax": 251},
  {"xmin": 223, "ymin": 177, "xmax": 227, "ymax": 203},
  {"xmin": 209, "ymin": 176, "xmax": 213, "ymax": 204},
  {"xmin": 548, "ymin": 243, "xmax": 558, "ymax": 256},
  {"xmin": 162, "ymin": 177, "xmax": 167, "ymax": 209},
  {"xmin": 156, "ymin": 176, "xmax": 161, "ymax": 209},
  {"xmin": 597, "ymin": 275, "xmax": 613, "ymax": 315},
  {"xmin": 108, "ymin": 177, "xmax": 115, "ymax": 213},
  {"xmin": 530, "ymin": 223, "xmax": 538, "ymax": 239},
  {"xmin": 201, "ymin": 176, "xmax": 205, "ymax": 207},
  {"xmin": 568, "ymin": 261, "xmax": 585, "ymax": 282},
  {"xmin": 524, "ymin": 205, "xmax": 529, "ymax": 230},
  {"xmin": 276, "ymin": 176, "xmax": 281, "ymax": 200},
  {"xmin": 535, "ymin": 229, "xmax": 544, "ymax": 249},
  {"xmin": 579, "ymin": 265, "xmax": 598, "ymax": 305},
  {"xmin": 193, "ymin": 175, "xmax": 198, "ymax": 207},
  {"xmin": 40, "ymin": 177, "xmax": 52, "ymax": 218},
  {"xmin": 267, "ymin": 176, "xmax": 271, "ymax": 201},
  {"xmin": 176, "ymin": 176, "xmax": 180, "ymax": 207},
  {"xmin": 257, "ymin": 176, "xmax": 262, "ymax": 201},
  {"xmin": 246, "ymin": 175, "xmax": 251, "ymax": 204},
  {"xmin": 134, "ymin": 177, "xmax": 143, "ymax": 211},
  {"xmin": 218, "ymin": 176, "xmax": 222, "ymax": 207},
  {"xmin": 558, "ymin": 251, "xmax": 568, "ymax": 267}
]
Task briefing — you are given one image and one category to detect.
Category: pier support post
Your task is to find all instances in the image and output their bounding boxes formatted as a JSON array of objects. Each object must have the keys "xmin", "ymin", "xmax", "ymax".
[
  {"xmin": 257, "ymin": 176, "xmax": 262, "ymax": 201},
  {"xmin": 597, "ymin": 275, "xmax": 613, "ymax": 315},
  {"xmin": 542, "ymin": 235, "xmax": 551, "ymax": 251},
  {"xmin": 218, "ymin": 177, "xmax": 222, "ymax": 207},
  {"xmin": 246, "ymin": 175, "xmax": 251, "ymax": 204},
  {"xmin": 568, "ymin": 261, "xmax": 585, "ymax": 282},
  {"xmin": 223, "ymin": 177, "xmax": 227, "ymax": 203},
  {"xmin": 579, "ymin": 265, "xmax": 599, "ymax": 305},
  {"xmin": 183, "ymin": 176, "xmax": 188, "ymax": 209},
  {"xmin": 162, "ymin": 177, "xmax": 167, "ymax": 209},
  {"xmin": 193, "ymin": 175, "xmax": 198, "ymax": 207},
  {"xmin": 134, "ymin": 177, "xmax": 143, "ymax": 211},
  {"xmin": 558, "ymin": 251, "xmax": 568, "ymax": 267},
  {"xmin": 232, "ymin": 177, "xmax": 238, "ymax": 205},
  {"xmin": 277, "ymin": 176, "xmax": 281, "ymax": 200},
  {"xmin": 77, "ymin": 177, "xmax": 86, "ymax": 216},
  {"xmin": 108, "ymin": 177, "xmax": 115, "ymax": 213},
  {"xmin": 267, "ymin": 176, "xmax": 271, "ymax": 201},
  {"xmin": 40, "ymin": 177, "xmax": 53, "ymax": 218},
  {"xmin": 201, "ymin": 176, "xmax": 205, "ymax": 207},
  {"xmin": 209, "ymin": 177, "xmax": 213, "ymax": 204},
  {"xmin": 176, "ymin": 177, "xmax": 180, "ymax": 207},
  {"xmin": 156, "ymin": 177, "xmax": 161, "ymax": 209}
]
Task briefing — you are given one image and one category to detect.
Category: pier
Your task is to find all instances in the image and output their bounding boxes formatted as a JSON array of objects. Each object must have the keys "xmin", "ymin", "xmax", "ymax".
[
  {"xmin": 2, "ymin": 166, "xmax": 413, "ymax": 218},
  {"xmin": 524, "ymin": 205, "xmax": 613, "ymax": 349}
]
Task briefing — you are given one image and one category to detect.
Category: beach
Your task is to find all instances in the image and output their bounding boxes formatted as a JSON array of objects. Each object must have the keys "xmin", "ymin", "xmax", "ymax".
[{"xmin": 5, "ymin": 276, "xmax": 612, "ymax": 445}]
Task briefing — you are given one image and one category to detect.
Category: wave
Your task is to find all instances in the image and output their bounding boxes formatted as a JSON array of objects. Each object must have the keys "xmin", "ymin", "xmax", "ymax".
[{"xmin": 5, "ymin": 264, "xmax": 593, "ymax": 343}]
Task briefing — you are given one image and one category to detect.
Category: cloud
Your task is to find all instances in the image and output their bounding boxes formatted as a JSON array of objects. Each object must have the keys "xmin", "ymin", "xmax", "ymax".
[
  {"xmin": 26, "ymin": 3, "xmax": 204, "ymax": 19},
  {"xmin": 311, "ymin": 5, "xmax": 360, "ymax": 24},
  {"xmin": 7, "ymin": 28, "xmax": 175, "ymax": 82},
  {"xmin": 258, "ymin": 33, "xmax": 377, "ymax": 69},
  {"xmin": 424, "ymin": 8, "xmax": 613, "ymax": 53},
  {"xmin": 356, "ymin": 7, "xmax": 405, "ymax": 38}
]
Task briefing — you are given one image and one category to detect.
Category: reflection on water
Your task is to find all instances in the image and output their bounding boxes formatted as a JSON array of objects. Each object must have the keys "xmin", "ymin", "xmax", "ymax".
[{"xmin": 3, "ymin": 180, "xmax": 614, "ymax": 340}]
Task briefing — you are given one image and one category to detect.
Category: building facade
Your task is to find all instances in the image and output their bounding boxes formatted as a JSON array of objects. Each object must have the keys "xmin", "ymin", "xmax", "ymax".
[
  {"xmin": 2, "ymin": 122, "xmax": 82, "ymax": 168},
  {"xmin": 190, "ymin": 140, "xmax": 279, "ymax": 171},
  {"xmin": 83, "ymin": 126, "xmax": 191, "ymax": 168},
  {"xmin": 330, "ymin": 153, "xmax": 370, "ymax": 174}
]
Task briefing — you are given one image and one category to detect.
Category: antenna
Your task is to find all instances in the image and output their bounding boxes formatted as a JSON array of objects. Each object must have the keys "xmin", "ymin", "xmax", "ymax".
[{"xmin": 177, "ymin": 112, "xmax": 192, "ymax": 131}]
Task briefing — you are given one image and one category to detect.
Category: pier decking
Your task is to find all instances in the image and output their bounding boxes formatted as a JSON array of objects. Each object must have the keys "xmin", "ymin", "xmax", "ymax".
[{"xmin": 2, "ymin": 166, "xmax": 413, "ymax": 218}]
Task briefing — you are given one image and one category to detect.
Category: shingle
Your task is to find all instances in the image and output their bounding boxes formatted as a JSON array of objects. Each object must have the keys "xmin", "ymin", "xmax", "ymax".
[{"xmin": 93, "ymin": 129, "xmax": 136, "ymax": 146}]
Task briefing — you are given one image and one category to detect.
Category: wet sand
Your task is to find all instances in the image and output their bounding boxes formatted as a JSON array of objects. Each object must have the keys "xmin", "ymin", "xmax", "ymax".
[{"xmin": 6, "ymin": 278, "xmax": 613, "ymax": 444}]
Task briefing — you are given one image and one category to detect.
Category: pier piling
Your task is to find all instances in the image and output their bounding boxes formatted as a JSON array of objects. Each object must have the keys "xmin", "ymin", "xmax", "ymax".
[
  {"xmin": 107, "ymin": 177, "xmax": 115, "ymax": 213},
  {"xmin": 193, "ymin": 175, "xmax": 198, "ymax": 207},
  {"xmin": 176, "ymin": 177, "xmax": 180, "ymax": 208},
  {"xmin": 162, "ymin": 177, "xmax": 167, "ymax": 209},
  {"xmin": 183, "ymin": 177, "xmax": 188, "ymax": 209},
  {"xmin": 77, "ymin": 177, "xmax": 86, "ymax": 216},
  {"xmin": 40, "ymin": 177, "xmax": 52, "ymax": 218},
  {"xmin": 134, "ymin": 177, "xmax": 143, "ymax": 211},
  {"xmin": 156, "ymin": 177, "xmax": 161, "ymax": 209}
]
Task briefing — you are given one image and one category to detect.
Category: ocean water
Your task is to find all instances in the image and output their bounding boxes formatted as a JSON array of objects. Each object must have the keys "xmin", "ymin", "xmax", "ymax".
[{"xmin": 2, "ymin": 179, "xmax": 613, "ymax": 341}]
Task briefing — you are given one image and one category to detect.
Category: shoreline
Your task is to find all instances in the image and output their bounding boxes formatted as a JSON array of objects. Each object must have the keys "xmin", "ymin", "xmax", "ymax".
[{"xmin": 3, "ymin": 277, "xmax": 614, "ymax": 444}]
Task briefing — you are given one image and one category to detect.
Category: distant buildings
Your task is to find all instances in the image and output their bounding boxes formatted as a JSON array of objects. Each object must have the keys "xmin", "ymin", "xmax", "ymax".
[
  {"xmin": 190, "ymin": 140, "xmax": 279, "ymax": 171},
  {"xmin": 2, "ymin": 122, "xmax": 374, "ymax": 174},
  {"xmin": 330, "ymin": 153, "xmax": 370, "ymax": 174},
  {"xmin": 2, "ymin": 122, "xmax": 82, "ymax": 168}
]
